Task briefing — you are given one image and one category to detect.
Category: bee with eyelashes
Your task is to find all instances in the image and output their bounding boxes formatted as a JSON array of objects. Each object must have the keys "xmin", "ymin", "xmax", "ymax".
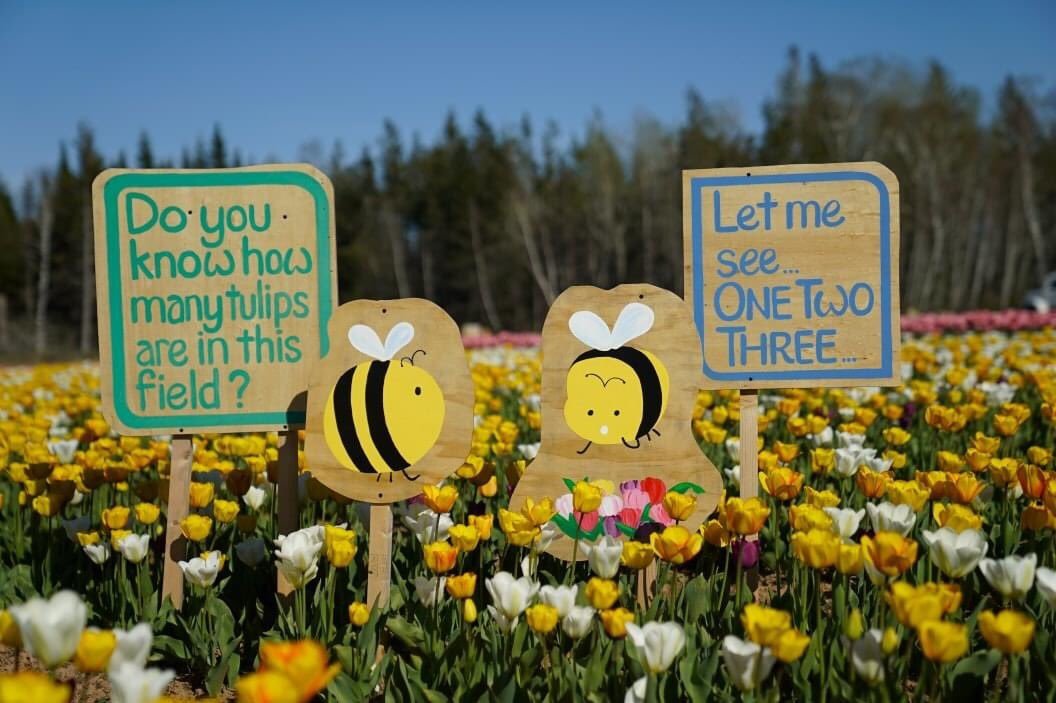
[{"xmin": 563, "ymin": 302, "xmax": 670, "ymax": 455}]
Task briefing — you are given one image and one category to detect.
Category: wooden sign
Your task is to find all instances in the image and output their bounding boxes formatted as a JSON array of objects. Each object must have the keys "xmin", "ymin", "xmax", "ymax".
[
  {"xmin": 508, "ymin": 284, "xmax": 723, "ymax": 561},
  {"xmin": 304, "ymin": 298, "xmax": 474, "ymax": 504},
  {"xmin": 682, "ymin": 162, "xmax": 900, "ymax": 390},
  {"xmin": 92, "ymin": 164, "xmax": 337, "ymax": 435}
]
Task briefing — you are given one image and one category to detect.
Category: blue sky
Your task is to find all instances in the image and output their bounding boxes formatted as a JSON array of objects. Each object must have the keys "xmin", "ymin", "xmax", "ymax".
[{"xmin": 1, "ymin": 1, "xmax": 1053, "ymax": 188}]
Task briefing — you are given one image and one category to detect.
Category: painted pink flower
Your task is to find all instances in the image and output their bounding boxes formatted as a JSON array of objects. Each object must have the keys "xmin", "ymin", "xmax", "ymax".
[
  {"xmin": 618, "ymin": 507, "xmax": 642, "ymax": 528},
  {"xmin": 577, "ymin": 510, "xmax": 600, "ymax": 533},
  {"xmin": 648, "ymin": 503, "xmax": 674, "ymax": 527},
  {"xmin": 621, "ymin": 487, "xmax": 650, "ymax": 512},
  {"xmin": 555, "ymin": 493, "xmax": 574, "ymax": 518},
  {"xmin": 599, "ymin": 494, "xmax": 624, "ymax": 517}
]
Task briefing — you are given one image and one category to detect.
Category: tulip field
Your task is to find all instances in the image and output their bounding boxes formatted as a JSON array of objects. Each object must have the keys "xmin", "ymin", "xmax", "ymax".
[{"xmin": 1, "ymin": 315, "xmax": 1056, "ymax": 702}]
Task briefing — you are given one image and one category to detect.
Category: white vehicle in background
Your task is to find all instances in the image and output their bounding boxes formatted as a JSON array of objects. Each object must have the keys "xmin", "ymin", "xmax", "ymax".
[{"xmin": 1024, "ymin": 272, "xmax": 1056, "ymax": 313}]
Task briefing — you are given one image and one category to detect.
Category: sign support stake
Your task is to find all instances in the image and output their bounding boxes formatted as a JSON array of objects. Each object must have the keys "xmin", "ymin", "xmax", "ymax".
[
  {"xmin": 366, "ymin": 504, "xmax": 393, "ymax": 610},
  {"xmin": 738, "ymin": 390, "xmax": 759, "ymax": 500},
  {"xmin": 162, "ymin": 434, "xmax": 193, "ymax": 610},
  {"xmin": 276, "ymin": 428, "xmax": 299, "ymax": 595}
]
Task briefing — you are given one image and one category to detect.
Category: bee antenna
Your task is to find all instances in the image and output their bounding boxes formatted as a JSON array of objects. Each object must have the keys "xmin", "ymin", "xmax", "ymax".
[{"xmin": 400, "ymin": 349, "xmax": 427, "ymax": 367}]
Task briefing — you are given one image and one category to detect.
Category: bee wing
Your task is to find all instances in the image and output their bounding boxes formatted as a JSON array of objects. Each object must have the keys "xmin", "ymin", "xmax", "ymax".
[
  {"xmin": 348, "ymin": 324, "xmax": 387, "ymax": 360},
  {"xmin": 568, "ymin": 310, "xmax": 614, "ymax": 351},
  {"xmin": 383, "ymin": 322, "xmax": 415, "ymax": 360},
  {"xmin": 608, "ymin": 302, "xmax": 655, "ymax": 348}
]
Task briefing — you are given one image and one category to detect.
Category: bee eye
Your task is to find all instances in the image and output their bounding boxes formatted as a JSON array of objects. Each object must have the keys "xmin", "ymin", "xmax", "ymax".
[
  {"xmin": 614, "ymin": 410, "xmax": 620, "ymax": 416},
  {"xmin": 414, "ymin": 386, "xmax": 422, "ymax": 396},
  {"xmin": 587, "ymin": 409, "xmax": 594, "ymax": 416}
]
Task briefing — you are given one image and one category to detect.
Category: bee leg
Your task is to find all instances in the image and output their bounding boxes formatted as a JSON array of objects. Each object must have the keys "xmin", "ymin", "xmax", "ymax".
[
  {"xmin": 388, "ymin": 472, "xmax": 394, "ymax": 483},
  {"xmin": 375, "ymin": 473, "xmax": 382, "ymax": 483},
  {"xmin": 621, "ymin": 437, "xmax": 642, "ymax": 449},
  {"xmin": 576, "ymin": 441, "xmax": 592, "ymax": 455},
  {"xmin": 652, "ymin": 428, "xmax": 662, "ymax": 437},
  {"xmin": 402, "ymin": 471, "xmax": 421, "ymax": 482}
]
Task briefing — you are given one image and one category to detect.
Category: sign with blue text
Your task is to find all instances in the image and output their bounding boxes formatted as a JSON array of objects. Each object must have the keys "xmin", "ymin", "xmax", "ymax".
[
  {"xmin": 92, "ymin": 165, "xmax": 337, "ymax": 434},
  {"xmin": 682, "ymin": 162, "xmax": 900, "ymax": 389}
]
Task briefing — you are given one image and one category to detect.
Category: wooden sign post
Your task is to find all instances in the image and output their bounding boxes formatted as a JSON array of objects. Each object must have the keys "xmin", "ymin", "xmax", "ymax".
[
  {"xmin": 304, "ymin": 298, "xmax": 474, "ymax": 608},
  {"xmin": 508, "ymin": 284, "xmax": 723, "ymax": 566},
  {"xmin": 93, "ymin": 165, "xmax": 337, "ymax": 607},
  {"xmin": 683, "ymin": 162, "xmax": 901, "ymax": 501}
]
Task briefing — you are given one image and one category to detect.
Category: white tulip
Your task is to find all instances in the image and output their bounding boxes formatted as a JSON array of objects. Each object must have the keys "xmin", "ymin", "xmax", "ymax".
[
  {"xmin": 849, "ymin": 629, "xmax": 885, "ymax": 685},
  {"xmin": 117, "ymin": 534, "xmax": 150, "ymax": 564},
  {"xmin": 865, "ymin": 456, "xmax": 894, "ymax": 473},
  {"xmin": 721, "ymin": 635, "xmax": 776, "ymax": 692},
  {"xmin": 62, "ymin": 515, "xmax": 92, "ymax": 542},
  {"xmin": 724, "ymin": 465, "xmax": 741, "ymax": 489},
  {"xmin": 235, "ymin": 537, "xmax": 268, "ymax": 567},
  {"xmin": 561, "ymin": 606, "xmax": 595, "ymax": 639},
  {"xmin": 487, "ymin": 606, "xmax": 519, "ymax": 633},
  {"xmin": 725, "ymin": 437, "xmax": 741, "ymax": 458},
  {"xmin": 624, "ymin": 622, "xmax": 686, "ymax": 674},
  {"xmin": 274, "ymin": 527, "xmax": 324, "ymax": 589},
  {"xmin": 1036, "ymin": 567, "xmax": 1056, "ymax": 607},
  {"xmin": 979, "ymin": 553, "xmax": 1036, "ymax": 601},
  {"xmin": 84, "ymin": 542, "xmax": 111, "ymax": 565},
  {"xmin": 486, "ymin": 571, "xmax": 539, "ymax": 622},
  {"xmin": 834, "ymin": 446, "xmax": 876, "ymax": 477},
  {"xmin": 922, "ymin": 528, "xmax": 988, "ymax": 578},
  {"xmin": 179, "ymin": 551, "xmax": 224, "ymax": 588},
  {"xmin": 243, "ymin": 485, "xmax": 268, "ymax": 511},
  {"xmin": 9, "ymin": 590, "xmax": 87, "ymax": 667},
  {"xmin": 811, "ymin": 426, "xmax": 834, "ymax": 446},
  {"xmin": 539, "ymin": 584, "xmax": 578, "ymax": 617},
  {"xmin": 109, "ymin": 662, "xmax": 175, "ymax": 703},
  {"xmin": 47, "ymin": 438, "xmax": 79, "ymax": 464},
  {"xmin": 110, "ymin": 623, "xmax": 152, "ymax": 672},
  {"xmin": 862, "ymin": 557, "xmax": 890, "ymax": 587},
  {"xmin": 583, "ymin": 536, "xmax": 622, "ymax": 578},
  {"xmin": 412, "ymin": 576, "xmax": 446, "ymax": 606},
  {"xmin": 401, "ymin": 506, "xmax": 452, "ymax": 543},
  {"xmin": 865, "ymin": 502, "xmax": 916, "ymax": 537},
  {"xmin": 836, "ymin": 431, "xmax": 866, "ymax": 448},
  {"xmin": 517, "ymin": 442, "xmax": 540, "ymax": 460},
  {"xmin": 532, "ymin": 523, "xmax": 560, "ymax": 554},
  {"xmin": 624, "ymin": 676, "xmax": 647, "ymax": 703},
  {"xmin": 823, "ymin": 507, "xmax": 865, "ymax": 541}
]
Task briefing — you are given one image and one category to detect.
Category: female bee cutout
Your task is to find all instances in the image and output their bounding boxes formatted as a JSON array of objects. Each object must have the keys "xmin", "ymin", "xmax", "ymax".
[
  {"xmin": 565, "ymin": 302, "xmax": 669, "ymax": 453},
  {"xmin": 305, "ymin": 299, "xmax": 474, "ymax": 504},
  {"xmin": 509, "ymin": 284, "xmax": 723, "ymax": 561}
]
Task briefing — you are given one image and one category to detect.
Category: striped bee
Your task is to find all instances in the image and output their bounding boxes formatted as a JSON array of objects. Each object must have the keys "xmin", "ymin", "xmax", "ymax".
[
  {"xmin": 564, "ymin": 302, "xmax": 669, "ymax": 454},
  {"xmin": 322, "ymin": 322, "xmax": 445, "ymax": 482}
]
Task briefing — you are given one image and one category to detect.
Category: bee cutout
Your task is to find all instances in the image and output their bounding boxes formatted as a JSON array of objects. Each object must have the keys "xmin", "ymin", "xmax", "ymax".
[
  {"xmin": 322, "ymin": 322, "xmax": 444, "ymax": 483},
  {"xmin": 565, "ymin": 302, "xmax": 669, "ymax": 453},
  {"xmin": 509, "ymin": 284, "xmax": 722, "ymax": 561},
  {"xmin": 305, "ymin": 299, "xmax": 473, "ymax": 504}
]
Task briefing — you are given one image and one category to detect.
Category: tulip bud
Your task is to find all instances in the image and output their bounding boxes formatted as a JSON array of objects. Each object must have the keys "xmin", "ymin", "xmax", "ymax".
[
  {"xmin": 881, "ymin": 627, "xmax": 899, "ymax": 655},
  {"xmin": 844, "ymin": 608, "xmax": 864, "ymax": 640}
]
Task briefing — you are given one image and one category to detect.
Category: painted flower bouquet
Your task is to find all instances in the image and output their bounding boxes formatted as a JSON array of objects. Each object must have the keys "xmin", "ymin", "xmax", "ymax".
[{"xmin": 550, "ymin": 477, "xmax": 705, "ymax": 540}]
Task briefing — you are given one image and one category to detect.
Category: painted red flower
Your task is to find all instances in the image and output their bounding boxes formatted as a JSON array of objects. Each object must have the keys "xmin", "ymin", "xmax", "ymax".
[{"xmin": 641, "ymin": 477, "xmax": 667, "ymax": 504}]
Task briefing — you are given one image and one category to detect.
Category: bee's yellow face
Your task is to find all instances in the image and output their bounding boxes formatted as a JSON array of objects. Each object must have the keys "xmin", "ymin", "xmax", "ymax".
[
  {"xmin": 384, "ymin": 364, "xmax": 445, "ymax": 464},
  {"xmin": 564, "ymin": 356, "xmax": 644, "ymax": 445}
]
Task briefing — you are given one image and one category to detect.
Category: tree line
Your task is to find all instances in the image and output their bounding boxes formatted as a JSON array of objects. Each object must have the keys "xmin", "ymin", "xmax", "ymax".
[{"xmin": 1, "ymin": 49, "xmax": 1053, "ymax": 356}]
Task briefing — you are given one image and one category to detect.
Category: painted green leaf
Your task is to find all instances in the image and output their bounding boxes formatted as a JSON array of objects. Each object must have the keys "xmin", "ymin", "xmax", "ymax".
[
  {"xmin": 670, "ymin": 481, "xmax": 705, "ymax": 494},
  {"xmin": 562, "ymin": 478, "xmax": 577, "ymax": 492}
]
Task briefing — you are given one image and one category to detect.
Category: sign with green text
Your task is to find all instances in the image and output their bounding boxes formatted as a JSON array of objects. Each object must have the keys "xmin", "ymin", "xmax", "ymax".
[
  {"xmin": 93, "ymin": 165, "xmax": 337, "ymax": 434},
  {"xmin": 682, "ymin": 162, "xmax": 900, "ymax": 390}
]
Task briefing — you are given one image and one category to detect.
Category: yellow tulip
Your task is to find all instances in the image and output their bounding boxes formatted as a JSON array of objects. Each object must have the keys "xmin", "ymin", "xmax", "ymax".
[
  {"xmin": 882, "ymin": 426, "xmax": 911, "ymax": 446},
  {"xmin": 180, "ymin": 515, "xmax": 213, "ymax": 542},
  {"xmin": 844, "ymin": 608, "xmax": 864, "ymax": 640},
  {"xmin": 836, "ymin": 543, "xmax": 864, "ymax": 575},
  {"xmin": 74, "ymin": 628, "xmax": 117, "ymax": 673},
  {"xmin": 790, "ymin": 529, "xmax": 840, "ymax": 569},
  {"xmin": 213, "ymin": 499, "xmax": 240, "ymax": 524},
  {"xmin": 861, "ymin": 532, "xmax": 917, "ymax": 578},
  {"xmin": 0, "ymin": 609, "xmax": 22, "ymax": 648},
  {"xmin": 235, "ymin": 671, "xmax": 299, "ymax": 703},
  {"xmin": 32, "ymin": 492, "xmax": 65, "ymax": 517},
  {"xmin": 521, "ymin": 498, "xmax": 556, "ymax": 527},
  {"xmin": 134, "ymin": 502, "xmax": 161, "ymax": 525},
  {"xmin": 759, "ymin": 467, "xmax": 804, "ymax": 501},
  {"xmin": 741, "ymin": 604, "xmax": 792, "ymax": 647},
  {"xmin": 422, "ymin": 484, "xmax": 459, "ymax": 514},
  {"xmin": 0, "ymin": 672, "xmax": 71, "ymax": 703},
  {"xmin": 1027, "ymin": 446, "xmax": 1052, "ymax": 467},
  {"xmin": 788, "ymin": 504, "xmax": 833, "ymax": 532},
  {"xmin": 804, "ymin": 486, "xmax": 840, "ymax": 509},
  {"xmin": 599, "ymin": 608, "xmax": 634, "ymax": 639},
  {"xmin": 479, "ymin": 475, "xmax": 498, "ymax": 498},
  {"xmin": 620, "ymin": 540, "xmax": 655, "ymax": 570},
  {"xmin": 978, "ymin": 610, "xmax": 1034, "ymax": 654},
  {"xmin": 885, "ymin": 480, "xmax": 930, "ymax": 512},
  {"xmin": 918, "ymin": 621, "xmax": 968, "ymax": 663},
  {"xmin": 584, "ymin": 578, "xmax": 619, "ymax": 610},
  {"xmin": 572, "ymin": 481, "xmax": 603, "ymax": 513},
  {"xmin": 650, "ymin": 525, "xmax": 703, "ymax": 565},
  {"xmin": 448, "ymin": 524, "xmax": 480, "ymax": 552},
  {"xmin": 700, "ymin": 519, "xmax": 731, "ymax": 548},
  {"xmin": 102, "ymin": 505, "xmax": 130, "ymax": 530},
  {"xmin": 348, "ymin": 602, "xmax": 371, "ymax": 627},
  {"xmin": 257, "ymin": 640, "xmax": 340, "ymax": 702},
  {"xmin": 773, "ymin": 441, "xmax": 799, "ymax": 463},
  {"xmin": 662, "ymin": 491, "xmax": 696, "ymax": 521},
  {"xmin": 932, "ymin": 503, "xmax": 982, "ymax": 532},
  {"xmin": 467, "ymin": 514, "xmax": 493, "ymax": 540},
  {"xmin": 855, "ymin": 468, "xmax": 891, "ymax": 499},
  {"xmin": 886, "ymin": 582, "xmax": 944, "ymax": 629},
  {"xmin": 189, "ymin": 481, "xmax": 215, "ymax": 508},
  {"xmin": 445, "ymin": 573, "xmax": 477, "ymax": 599},
  {"xmin": 423, "ymin": 541, "xmax": 458, "ymax": 574},
  {"xmin": 525, "ymin": 604, "xmax": 559, "ymax": 635},
  {"xmin": 724, "ymin": 497, "xmax": 770, "ymax": 535},
  {"xmin": 771, "ymin": 628, "xmax": 811, "ymax": 663}
]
